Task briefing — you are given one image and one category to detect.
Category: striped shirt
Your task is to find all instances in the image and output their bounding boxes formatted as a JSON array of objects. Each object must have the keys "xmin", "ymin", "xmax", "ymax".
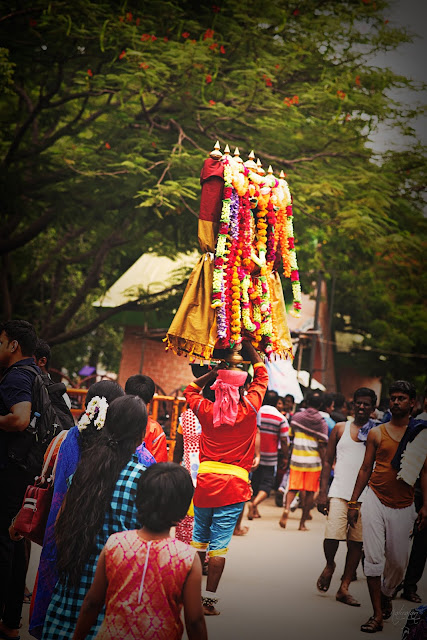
[
  {"xmin": 290, "ymin": 427, "xmax": 322, "ymax": 472},
  {"xmin": 258, "ymin": 405, "xmax": 289, "ymax": 466}
]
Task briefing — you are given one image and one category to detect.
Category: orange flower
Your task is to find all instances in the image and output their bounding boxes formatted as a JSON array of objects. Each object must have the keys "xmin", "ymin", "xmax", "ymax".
[
  {"xmin": 163, "ymin": 36, "xmax": 169, "ymax": 42},
  {"xmin": 212, "ymin": 4, "xmax": 221, "ymax": 12},
  {"xmin": 209, "ymin": 99, "xmax": 216, "ymax": 105},
  {"xmin": 151, "ymin": 142, "xmax": 156, "ymax": 148},
  {"xmin": 337, "ymin": 90, "xmax": 346, "ymax": 99},
  {"xmin": 220, "ymin": 45, "xmax": 226, "ymax": 54},
  {"xmin": 293, "ymin": 9, "xmax": 300, "ymax": 15},
  {"xmin": 87, "ymin": 69, "xmax": 93, "ymax": 77},
  {"xmin": 204, "ymin": 28, "xmax": 215, "ymax": 40},
  {"xmin": 136, "ymin": 17, "xmax": 140, "ymax": 26},
  {"xmin": 265, "ymin": 77, "xmax": 272, "ymax": 87},
  {"xmin": 384, "ymin": 19, "xmax": 389, "ymax": 24},
  {"xmin": 182, "ymin": 31, "xmax": 190, "ymax": 38},
  {"xmin": 209, "ymin": 43, "xmax": 218, "ymax": 50},
  {"xmin": 292, "ymin": 95, "xmax": 299, "ymax": 104},
  {"xmin": 118, "ymin": 16, "xmax": 124, "ymax": 22},
  {"xmin": 206, "ymin": 74, "xmax": 213, "ymax": 83},
  {"xmin": 141, "ymin": 34, "xmax": 150, "ymax": 41},
  {"xmin": 119, "ymin": 50, "xmax": 126, "ymax": 60},
  {"xmin": 151, "ymin": 35, "xmax": 157, "ymax": 41},
  {"xmin": 126, "ymin": 12, "xmax": 132, "ymax": 21},
  {"xmin": 275, "ymin": 64, "xmax": 280, "ymax": 70},
  {"xmin": 105, "ymin": 142, "xmax": 111, "ymax": 149},
  {"xmin": 345, "ymin": 113, "xmax": 351, "ymax": 121},
  {"xmin": 139, "ymin": 62, "xmax": 149, "ymax": 69},
  {"xmin": 355, "ymin": 75, "xmax": 361, "ymax": 86}
]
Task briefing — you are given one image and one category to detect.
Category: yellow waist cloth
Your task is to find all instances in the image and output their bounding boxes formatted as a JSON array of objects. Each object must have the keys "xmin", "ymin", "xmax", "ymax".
[{"xmin": 198, "ymin": 461, "xmax": 249, "ymax": 483}]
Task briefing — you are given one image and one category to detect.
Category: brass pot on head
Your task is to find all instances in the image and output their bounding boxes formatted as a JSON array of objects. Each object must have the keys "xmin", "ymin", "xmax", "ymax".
[{"xmin": 224, "ymin": 343, "xmax": 244, "ymax": 369}]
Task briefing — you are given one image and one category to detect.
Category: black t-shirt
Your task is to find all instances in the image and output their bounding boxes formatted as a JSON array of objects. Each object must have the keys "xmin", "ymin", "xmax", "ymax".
[{"xmin": 0, "ymin": 358, "xmax": 39, "ymax": 468}]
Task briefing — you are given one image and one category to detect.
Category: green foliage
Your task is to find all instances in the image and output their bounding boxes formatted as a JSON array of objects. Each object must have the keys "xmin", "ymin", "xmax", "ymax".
[{"xmin": 0, "ymin": 0, "xmax": 425, "ymax": 379}]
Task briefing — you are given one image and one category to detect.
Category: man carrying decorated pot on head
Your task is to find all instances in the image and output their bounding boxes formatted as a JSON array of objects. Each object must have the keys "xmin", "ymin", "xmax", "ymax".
[{"xmin": 183, "ymin": 340, "xmax": 268, "ymax": 616}]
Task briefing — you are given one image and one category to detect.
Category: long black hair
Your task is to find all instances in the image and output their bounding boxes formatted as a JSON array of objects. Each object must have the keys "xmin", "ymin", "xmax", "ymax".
[
  {"xmin": 56, "ymin": 395, "xmax": 147, "ymax": 587},
  {"xmin": 78, "ymin": 380, "xmax": 124, "ymax": 452},
  {"xmin": 136, "ymin": 463, "xmax": 194, "ymax": 532}
]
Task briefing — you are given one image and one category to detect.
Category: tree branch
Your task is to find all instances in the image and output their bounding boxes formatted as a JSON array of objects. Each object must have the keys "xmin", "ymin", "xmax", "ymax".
[
  {"xmin": 46, "ymin": 284, "xmax": 185, "ymax": 346},
  {"xmin": 0, "ymin": 209, "xmax": 56, "ymax": 255},
  {"xmin": 13, "ymin": 227, "xmax": 85, "ymax": 301},
  {"xmin": 43, "ymin": 229, "xmax": 130, "ymax": 339},
  {"xmin": 3, "ymin": 63, "xmax": 64, "ymax": 166}
]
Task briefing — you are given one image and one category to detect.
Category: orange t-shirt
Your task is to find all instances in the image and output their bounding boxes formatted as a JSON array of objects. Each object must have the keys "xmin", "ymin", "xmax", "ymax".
[
  {"xmin": 184, "ymin": 363, "xmax": 268, "ymax": 508},
  {"xmin": 144, "ymin": 416, "xmax": 168, "ymax": 462}
]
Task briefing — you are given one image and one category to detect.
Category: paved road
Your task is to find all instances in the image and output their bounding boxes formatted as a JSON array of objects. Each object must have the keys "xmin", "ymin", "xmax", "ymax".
[{"xmin": 22, "ymin": 496, "xmax": 425, "ymax": 640}]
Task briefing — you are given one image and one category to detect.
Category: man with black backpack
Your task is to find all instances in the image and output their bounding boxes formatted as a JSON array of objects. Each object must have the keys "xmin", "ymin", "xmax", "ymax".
[
  {"xmin": 0, "ymin": 320, "xmax": 39, "ymax": 640},
  {"xmin": 34, "ymin": 339, "xmax": 74, "ymax": 432}
]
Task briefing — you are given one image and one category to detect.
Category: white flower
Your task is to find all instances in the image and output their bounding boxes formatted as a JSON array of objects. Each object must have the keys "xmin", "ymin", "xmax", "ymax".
[{"xmin": 77, "ymin": 396, "xmax": 109, "ymax": 432}]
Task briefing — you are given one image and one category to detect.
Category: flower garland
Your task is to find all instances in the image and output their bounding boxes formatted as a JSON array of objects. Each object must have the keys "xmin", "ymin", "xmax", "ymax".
[
  {"xmin": 211, "ymin": 155, "xmax": 301, "ymax": 357},
  {"xmin": 78, "ymin": 396, "xmax": 109, "ymax": 432},
  {"xmin": 285, "ymin": 203, "xmax": 302, "ymax": 316}
]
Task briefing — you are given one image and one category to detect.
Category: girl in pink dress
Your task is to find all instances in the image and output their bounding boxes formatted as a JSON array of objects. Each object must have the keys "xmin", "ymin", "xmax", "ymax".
[{"xmin": 72, "ymin": 463, "xmax": 207, "ymax": 640}]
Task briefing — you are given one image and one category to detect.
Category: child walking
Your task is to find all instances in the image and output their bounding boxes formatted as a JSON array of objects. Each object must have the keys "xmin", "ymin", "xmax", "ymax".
[{"xmin": 73, "ymin": 463, "xmax": 207, "ymax": 640}]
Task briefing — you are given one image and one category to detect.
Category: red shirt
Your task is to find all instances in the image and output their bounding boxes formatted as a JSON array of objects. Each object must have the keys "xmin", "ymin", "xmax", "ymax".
[
  {"xmin": 144, "ymin": 417, "xmax": 168, "ymax": 463},
  {"xmin": 184, "ymin": 363, "xmax": 268, "ymax": 508}
]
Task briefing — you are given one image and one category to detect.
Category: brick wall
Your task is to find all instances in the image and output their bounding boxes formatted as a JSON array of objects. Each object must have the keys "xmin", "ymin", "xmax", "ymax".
[{"xmin": 118, "ymin": 326, "xmax": 194, "ymax": 394}]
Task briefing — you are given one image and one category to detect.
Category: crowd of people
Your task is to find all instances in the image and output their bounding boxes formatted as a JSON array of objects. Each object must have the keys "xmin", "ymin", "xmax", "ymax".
[{"xmin": 0, "ymin": 319, "xmax": 426, "ymax": 639}]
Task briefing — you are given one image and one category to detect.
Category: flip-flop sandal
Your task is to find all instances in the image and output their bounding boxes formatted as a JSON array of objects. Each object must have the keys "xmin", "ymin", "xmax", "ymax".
[
  {"xmin": 316, "ymin": 563, "xmax": 336, "ymax": 592},
  {"xmin": 336, "ymin": 593, "xmax": 361, "ymax": 607},
  {"xmin": 360, "ymin": 617, "xmax": 383, "ymax": 633},
  {"xmin": 23, "ymin": 591, "xmax": 32, "ymax": 604},
  {"xmin": 402, "ymin": 590, "xmax": 422, "ymax": 603}
]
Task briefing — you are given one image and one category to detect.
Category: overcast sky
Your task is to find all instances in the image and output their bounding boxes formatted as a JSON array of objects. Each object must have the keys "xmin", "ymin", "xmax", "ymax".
[{"xmin": 368, "ymin": 0, "xmax": 427, "ymax": 151}]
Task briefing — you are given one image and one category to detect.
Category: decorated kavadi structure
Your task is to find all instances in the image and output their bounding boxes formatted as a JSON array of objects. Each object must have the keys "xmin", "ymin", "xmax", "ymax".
[{"xmin": 165, "ymin": 142, "xmax": 301, "ymax": 363}]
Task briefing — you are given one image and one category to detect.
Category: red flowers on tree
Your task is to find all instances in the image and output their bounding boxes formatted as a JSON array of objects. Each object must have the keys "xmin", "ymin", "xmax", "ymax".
[
  {"xmin": 220, "ymin": 45, "xmax": 226, "ymax": 54},
  {"xmin": 284, "ymin": 95, "xmax": 299, "ymax": 106},
  {"xmin": 205, "ymin": 74, "xmax": 213, "ymax": 83},
  {"xmin": 119, "ymin": 50, "xmax": 126, "ymax": 60},
  {"xmin": 204, "ymin": 28, "xmax": 215, "ymax": 40},
  {"xmin": 182, "ymin": 31, "xmax": 190, "ymax": 38},
  {"xmin": 337, "ymin": 90, "xmax": 346, "ymax": 99}
]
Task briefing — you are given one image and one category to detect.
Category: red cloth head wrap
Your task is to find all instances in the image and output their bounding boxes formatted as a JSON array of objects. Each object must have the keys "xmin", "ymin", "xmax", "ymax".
[{"xmin": 210, "ymin": 369, "xmax": 247, "ymax": 428}]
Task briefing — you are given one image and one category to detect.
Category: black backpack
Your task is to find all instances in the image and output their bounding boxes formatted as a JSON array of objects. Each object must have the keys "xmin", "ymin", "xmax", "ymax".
[
  {"xmin": 7, "ymin": 366, "xmax": 69, "ymax": 478},
  {"xmin": 40, "ymin": 372, "xmax": 75, "ymax": 431}
]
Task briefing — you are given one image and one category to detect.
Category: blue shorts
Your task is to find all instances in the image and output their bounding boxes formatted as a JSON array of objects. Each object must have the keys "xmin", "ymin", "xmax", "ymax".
[{"xmin": 191, "ymin": 502, "xmax": 244, "ymax": 557}]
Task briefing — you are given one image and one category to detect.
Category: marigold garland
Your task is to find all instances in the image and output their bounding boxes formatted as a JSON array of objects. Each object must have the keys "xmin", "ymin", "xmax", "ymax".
[{"xmin": 211, "ymin": 155, "xmax": 301, "ymax": 359}]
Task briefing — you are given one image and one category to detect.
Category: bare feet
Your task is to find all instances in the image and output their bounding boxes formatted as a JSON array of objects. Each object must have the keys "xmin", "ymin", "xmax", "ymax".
[
  {"xmin": 233, "ymin": 526, "xmax": 249, "ymax": 536},
  {"xmin": 253, "ymin": 507, "xmax": 261, "ymax": 518},
  {"xmin": 336, "ymin": 591, "xmax": 361, "ymax": 607},
  {"xmin": 203, "ymin": 604, "xmax": 220, "ymax": 616},
  {"xmin": 279, "ymin": 508, "xmax": 289, "ymax": 528},
  {"xmin": 316, "ymin": 562, "xmax": 336, "ymax": 592},
  {"xmin": 247, "ymin": 503, "xmax": 254, "ymax": 520},
  {"xmin": 298, "ymin": 522, "xmax": 308, "ymax": 531}
]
